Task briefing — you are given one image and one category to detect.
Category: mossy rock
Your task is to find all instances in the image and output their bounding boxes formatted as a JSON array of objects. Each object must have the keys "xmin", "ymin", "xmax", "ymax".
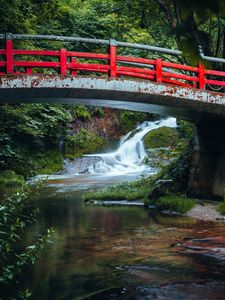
[
  {"xmin": 0, "ymin": 170, "xmax": 25, "ymax": 186},
  {"xmin": 144, "ymin": 126, "xmax": 180, "ymax": 149}
]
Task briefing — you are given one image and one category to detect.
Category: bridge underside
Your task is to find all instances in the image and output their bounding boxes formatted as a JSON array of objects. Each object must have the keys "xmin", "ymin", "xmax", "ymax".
[
  {"xmin": 0, "ymin": 76, "xmax": 225, "ymax": 122},
  {"xmin": 1, "ymin": 75, "xmax": 225, "ymax": 199}
]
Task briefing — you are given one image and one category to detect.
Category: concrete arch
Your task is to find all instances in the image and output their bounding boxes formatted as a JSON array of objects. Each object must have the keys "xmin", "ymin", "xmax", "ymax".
[{"xmin": 0, "ymin": 75, "xmax": 225, "ymax": 122}]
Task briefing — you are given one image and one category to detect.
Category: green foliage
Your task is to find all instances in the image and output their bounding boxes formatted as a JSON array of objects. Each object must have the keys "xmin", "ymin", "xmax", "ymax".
[
  {"xmin": 144, "ymin": 126, "xmax": 180, "ymax": 149},
  {"xmin": 74, "ymin": 105, "xmax": 91, "ymax": 120},
  {"xmin": 64, "ymin": 129, "xmax": 104, "ymax": 159},
  {"xmin": 0, "ymin": 104, "xmax": 71, "ymax": 173},
  {"xmin": 31, "ymin": 150, "xmax": 64, "ymax": 175},
  {"xmin": 150, "ymin": 194, "xmax": 196, "ymax": 214},
  {"xmin": 0, "ymin": 185, "xmax": 54, "ymax": 299},
  {"xmin": 217, "ymin": 200, "xmax": 225, "ymax": 215},
  {"xmin": 165, "ymin": 141, "xmax": 193, "ymax": 192},
  {"xmin": 177, "ymin": 120, "xmax": 195, "ymax": 140},
  {"xmin": 118, "ymin": 111, "xmax": 152, "ymax": 133},
  {"xmin": 0, "ymin": 170, "xmax": 25, "ymax": 187}
]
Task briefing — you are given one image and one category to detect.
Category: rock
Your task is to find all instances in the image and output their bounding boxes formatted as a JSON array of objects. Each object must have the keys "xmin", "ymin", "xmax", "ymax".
[
  {"xmin": 148, "ymin": 179, "xmax": 174, "ymax": 199},
  {"xmin": 62, "ymin": 156, "xmax": 103, "ymax": 174}
]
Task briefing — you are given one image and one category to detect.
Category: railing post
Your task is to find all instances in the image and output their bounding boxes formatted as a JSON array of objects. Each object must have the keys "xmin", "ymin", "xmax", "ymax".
[
  {"xmin": 26, "ymin": 68, "xmax": 32, "ymax": 74},
  {"xmin": 70, "ymin": 57, "xmax": 77, "ymax": 75},
  {"xmin": 155, "ymin": 59, "xmax": 163, "ymax": 83},
  {"xmin": 60, "ymin": 48, "xmax": 67, "ymax": 75},
  {"xmin": 109, "ymin": 39, "xmax": 117, "ymax": 78},
  {"xmin": 198, "ymin": 63, "xmax": 205, "ymax": 89},
  {"xmin": 5, "ymin": 33, "xmax": 13, "ymax": 74}
]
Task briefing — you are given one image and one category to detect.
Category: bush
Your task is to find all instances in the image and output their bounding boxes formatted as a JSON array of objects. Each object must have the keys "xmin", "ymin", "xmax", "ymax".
[
  {"xmin": 0, "ymin": 170, "xmax": 25, "ymax": 186},
  {"xmin": 32, "ymin": 149, "xmax": 64, "ymax": 175}
]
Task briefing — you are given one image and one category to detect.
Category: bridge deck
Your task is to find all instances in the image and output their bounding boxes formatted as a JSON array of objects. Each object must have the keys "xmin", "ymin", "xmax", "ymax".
[{"xmin": 0, "ymin": 75, "xmax": 224, "ymax": 122}]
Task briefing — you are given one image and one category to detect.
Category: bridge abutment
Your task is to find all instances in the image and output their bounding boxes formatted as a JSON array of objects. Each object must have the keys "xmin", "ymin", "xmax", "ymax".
[{"xmin": 187, "ymin": 121, "xmax": 225, "ymax": 200}]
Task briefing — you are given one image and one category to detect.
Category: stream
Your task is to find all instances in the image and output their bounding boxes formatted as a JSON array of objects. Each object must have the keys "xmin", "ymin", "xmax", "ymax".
[{"xmin": 24, "ymin": 118, "xmax": 225, "ymax": 300}]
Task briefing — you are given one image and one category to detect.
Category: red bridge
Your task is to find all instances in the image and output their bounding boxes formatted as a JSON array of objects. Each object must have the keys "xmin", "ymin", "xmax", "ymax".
[
  {"xmin": 0, "ymin": 33, "xmax": 225, "ymax": 90},
  {"xmin": 0, "ymin": 33, "xmax": 225, "ymax": 200}
]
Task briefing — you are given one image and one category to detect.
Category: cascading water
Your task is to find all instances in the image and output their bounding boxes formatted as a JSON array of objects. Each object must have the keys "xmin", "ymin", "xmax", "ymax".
[
  {"xmin": 34, "ymin": 117, "xmax": 177, "ymax": 185},
  {"xmin": 85, "ymin": 117, "xmax": 177, "ymax": 176}
]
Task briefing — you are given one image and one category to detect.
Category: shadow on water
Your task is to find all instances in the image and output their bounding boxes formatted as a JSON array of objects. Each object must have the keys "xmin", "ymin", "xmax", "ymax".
[{"xmin": 19, "ymin": 187, "xmax": 225, "ymax": 300}]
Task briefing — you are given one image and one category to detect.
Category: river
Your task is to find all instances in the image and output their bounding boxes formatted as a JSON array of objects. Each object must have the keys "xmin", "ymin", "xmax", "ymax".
[{"xmin": 24, "ymin": 118, "xmax": 225, "ymax": 300}]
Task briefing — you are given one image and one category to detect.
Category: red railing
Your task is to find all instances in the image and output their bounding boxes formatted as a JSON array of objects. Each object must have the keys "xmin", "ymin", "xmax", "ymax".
[{"xmin": 0, "ymin": 33, "xmax": 225, "ymax": 91}]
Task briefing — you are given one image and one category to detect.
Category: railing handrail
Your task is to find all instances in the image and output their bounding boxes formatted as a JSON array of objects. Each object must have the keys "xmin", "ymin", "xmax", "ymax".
[
  {"xmin": 0, "ymin": 33, "xmax": 182, "ymax": 56},
  {"xmin": 1, "ymin": 33, "xmax": 225, "ymax": 64}
]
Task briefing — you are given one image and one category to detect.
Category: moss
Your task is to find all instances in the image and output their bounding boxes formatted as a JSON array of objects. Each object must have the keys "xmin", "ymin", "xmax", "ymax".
[
  {"xmin": 149, "ymin": 194, "xmax": 196, "ymax": 214},
  {"xmin": 32, "ymin": 149, "xmax": 64, "ymax": 174},
  {"xmin": 64, "ymin": 129, "xmax": 104, "ymax": 159},
  {"xmin": 144, "ymin": 126, "xmax": 180, "ymax": 149},
  {"xmin": 0, "ymin": 170, "xmax": 25, "ymax": 186}
]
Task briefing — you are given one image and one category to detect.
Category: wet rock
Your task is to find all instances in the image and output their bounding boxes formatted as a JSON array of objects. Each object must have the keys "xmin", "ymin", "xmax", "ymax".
[
  {"xmin": 179, "ymin": 236, "xmax": 225, "ymax": 265},
  {"xmin": 148, "ymin": 179, "xmax": 174, "ymax": 199},
  {"xmin": 63, "ymin": 156, "xmax": 103, "ymax": 174}
]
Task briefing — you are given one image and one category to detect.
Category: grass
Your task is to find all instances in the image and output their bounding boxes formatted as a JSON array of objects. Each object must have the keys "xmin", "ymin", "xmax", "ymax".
[
  {"xmin": 150, "ymin": 194, "xmax": 196, "ymax": 214},
  {"xmin": 83, "ymin": 176, "xmax": 155, "ymax": 202},
  {"xmin": 84, "ymin": 188, "xmax": 146, "ymax": 201}
]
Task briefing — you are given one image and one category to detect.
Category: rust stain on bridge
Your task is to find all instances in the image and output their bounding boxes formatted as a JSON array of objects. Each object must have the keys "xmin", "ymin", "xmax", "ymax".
[
  {"xmin": 0, "ymin": 75, "xmax": 224, "ymax": 122},
  {"xmin": 0, "ymin": 75, "xmax": 224, "ymax": 102}
]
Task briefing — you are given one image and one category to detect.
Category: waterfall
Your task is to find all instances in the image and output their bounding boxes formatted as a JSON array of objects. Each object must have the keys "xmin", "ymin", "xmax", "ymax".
[
  {"xmin": 85, "ymin": 117, "xmax": 177, "ymax": 176},
  {"xmin": 32, "ymin": 117, "xmax": 177, "ymax": 185}
]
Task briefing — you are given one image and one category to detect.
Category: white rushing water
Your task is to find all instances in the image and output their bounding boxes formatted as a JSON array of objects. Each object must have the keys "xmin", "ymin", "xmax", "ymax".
[{"xmin": 85, "ymin": 117, "xmax": 177, "ymax": 176}]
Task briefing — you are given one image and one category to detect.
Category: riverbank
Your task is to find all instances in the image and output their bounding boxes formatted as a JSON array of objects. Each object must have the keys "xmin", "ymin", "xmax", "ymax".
[{"xmin": 187, "ymin": 202, "xmax": 225, "ymax": 221}]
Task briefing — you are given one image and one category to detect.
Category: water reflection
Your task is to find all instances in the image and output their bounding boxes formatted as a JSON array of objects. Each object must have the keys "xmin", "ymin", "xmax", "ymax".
[{"xmin": 22, "ymin": 187, "xmax": 225, "ymax": 300}]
